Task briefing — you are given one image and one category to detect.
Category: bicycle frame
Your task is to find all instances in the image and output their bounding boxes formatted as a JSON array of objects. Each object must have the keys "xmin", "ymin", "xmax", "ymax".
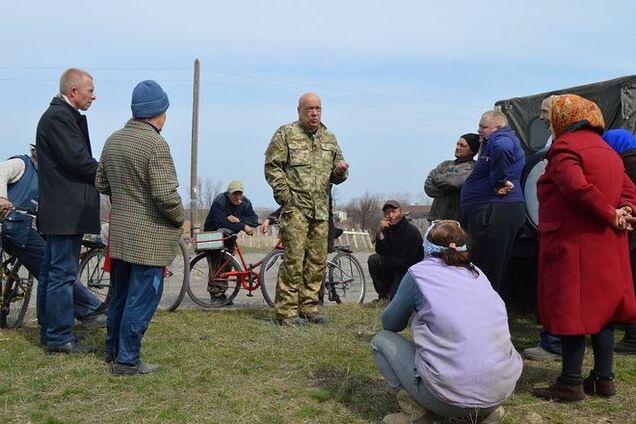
[
  {"xmin": 211, "ymin": 235, "xmax": 283, "ymax": 295},
  {"xmin": 0, "ymin": 207, "xmax": 37, "ymax": 327},
  {"xmin": 0, "ymin": 243, "xmax": 33, "ymax": 328}
]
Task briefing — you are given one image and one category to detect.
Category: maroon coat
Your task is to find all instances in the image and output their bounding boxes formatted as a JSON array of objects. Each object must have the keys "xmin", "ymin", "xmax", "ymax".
[{"xmin": 537, "ymin": 129, "xmax": 636, "ymax": 335}]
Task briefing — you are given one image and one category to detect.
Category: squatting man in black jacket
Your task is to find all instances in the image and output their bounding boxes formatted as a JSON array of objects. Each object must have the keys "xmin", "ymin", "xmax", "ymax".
[{"xmin": 367, "ymin": 200, "xmax": 424, "ymax": 301}]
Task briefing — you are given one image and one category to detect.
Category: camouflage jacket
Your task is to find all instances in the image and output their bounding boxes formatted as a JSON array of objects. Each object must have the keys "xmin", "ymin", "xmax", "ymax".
[{"xmin": 264, "ymin": 121, "xmax": 347, "ymax": 220}]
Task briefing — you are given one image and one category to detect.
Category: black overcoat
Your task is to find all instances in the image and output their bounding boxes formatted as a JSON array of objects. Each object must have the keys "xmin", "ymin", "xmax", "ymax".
[{"xmin": 35, "ymin": 96, "xmax": 99, "ymax": 235}]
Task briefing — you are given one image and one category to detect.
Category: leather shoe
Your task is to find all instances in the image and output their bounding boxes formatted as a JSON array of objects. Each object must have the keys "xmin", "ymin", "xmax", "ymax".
[
  {"xmin": 276, "ymin": 317, "xmax": 308, "ymax": 327},
  {"xmin": 532, "ymin": 381, "xmax": 585, "ymax": 402},
  {"xmin": 299, "ymin": 312, "xmax": 329, "ymax": 324},
  {"xmin": 81, "ymin": 312, "xmax": 108, "ymax": 329},
  {"xmin": 209, "ymin": 293, "xmax": 233, "ymax": 307},
  {"xmin": 583, "ymin": 374, "xmax": 616, "ymax": 397},
  {"xmin": 112, "ymin": 361, "xmax": 160, "ymax": 376},
  {"xmin": 522, "ymin": 346, "xmax": 561, "ymax": 361},
  {"xmin": 46, "ymin": 341, "xmax": 98, "ymax": 354}
]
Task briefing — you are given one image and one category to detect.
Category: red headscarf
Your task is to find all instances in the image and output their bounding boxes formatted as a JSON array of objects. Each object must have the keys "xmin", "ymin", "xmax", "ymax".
[{"xmin": 549, "ymin": 94, "xmax": 605, "ymax": 138}]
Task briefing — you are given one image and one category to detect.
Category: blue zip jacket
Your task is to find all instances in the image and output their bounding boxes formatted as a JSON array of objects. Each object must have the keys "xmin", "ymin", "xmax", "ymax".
[{"xmin": 460, "ymin": 127, "xmax": 525, "ymax": 211}]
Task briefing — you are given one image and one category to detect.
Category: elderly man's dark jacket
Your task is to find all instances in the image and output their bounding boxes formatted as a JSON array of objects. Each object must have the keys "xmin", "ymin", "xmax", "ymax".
[
  {"xmin": 36, "ymin": 96, "xmax": 99, "ymax": 235},
  {"xmin": 374, "ymin": 217, "xmax": 424, "ymax": 272},
  {"xmin": 203, "ymin": 192, "xmax": 259, "ymax": 233}
]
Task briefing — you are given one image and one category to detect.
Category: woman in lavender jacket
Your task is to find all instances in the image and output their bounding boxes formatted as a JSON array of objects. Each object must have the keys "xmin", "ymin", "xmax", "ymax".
[{"xmin": 371, "ymin": 220, "xmax": 522, "ymax": 424}]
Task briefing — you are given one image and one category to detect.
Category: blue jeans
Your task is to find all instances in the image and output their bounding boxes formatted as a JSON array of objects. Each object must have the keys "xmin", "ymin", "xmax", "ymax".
[
  {"xmin": 4, "ymin": 229, "xmax": 102, "ymax": 322},
  {"xmin": 106, "ymin": 259, "xmax": 163, "ymax": 365},
  {"xmin": 539, "ymin": 329, "xmax": 562, "ymax": 354},
  {"xmin": 371, "ymin": 330, "xmax": 496, "ymax": 418},
  {"xmin": 38, "ymin": 234, "xmax": 83, "ymax": 347}
]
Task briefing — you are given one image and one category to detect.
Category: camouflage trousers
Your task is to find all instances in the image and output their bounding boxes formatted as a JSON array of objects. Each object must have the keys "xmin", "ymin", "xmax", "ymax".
[{"xmin": 276, "ymin": 209, "xmax": 328, "ymax": 319}]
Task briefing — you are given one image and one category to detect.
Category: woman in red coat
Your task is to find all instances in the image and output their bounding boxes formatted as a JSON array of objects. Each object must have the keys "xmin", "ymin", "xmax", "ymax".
[{"xmin": 532, "ymin": 95, "xmax": 636, "ymax": 402}]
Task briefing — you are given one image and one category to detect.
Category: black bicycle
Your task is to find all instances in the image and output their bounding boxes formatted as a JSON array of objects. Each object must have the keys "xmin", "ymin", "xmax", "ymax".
[
  {"xmin": 77, "ymin": 234, "xmax": 190, "ymax": 312},
  {"xmin": 259, "ymin": 245, "xmax": 366, "ymax": 307},
  {"xmin": 0, "ymin": 208, "xmax": 36, "ymax": 329}
]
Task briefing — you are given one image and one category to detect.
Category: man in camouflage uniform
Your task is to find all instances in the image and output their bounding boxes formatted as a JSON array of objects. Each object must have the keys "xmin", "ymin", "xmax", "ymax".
[{"xmin": 264, "ymin": 92, "xmax": 349, "ymax": 326}]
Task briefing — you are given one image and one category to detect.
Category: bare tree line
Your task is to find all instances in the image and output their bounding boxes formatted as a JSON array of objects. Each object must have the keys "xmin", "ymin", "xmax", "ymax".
[
  {"xmin": 189, "ymin": 176, "xmax": 223, "ymax": 228},
  {"xmin": 340, "ymin": 191, "xmax": 412, "ymax": 234},
  {"xmin": 187, "ymin": 179, "xmax": 421, "ymax": 235}
]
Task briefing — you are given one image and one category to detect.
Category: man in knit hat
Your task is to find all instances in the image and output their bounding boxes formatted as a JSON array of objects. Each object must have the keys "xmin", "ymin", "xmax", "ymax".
[
  {"xmin": 424, "ymin": 133, "xmax": 480, "ymax": 222},
  {"xmin": 202, "ymin": 179, "xmax": 259, "ymax": 305},
  {"xmin": 36, "ymin": 68, "xmax": 100, "ymax": 354},
  {"xmin": 96, "ymin": 80, "xmax": 184, "ymax": 376}
]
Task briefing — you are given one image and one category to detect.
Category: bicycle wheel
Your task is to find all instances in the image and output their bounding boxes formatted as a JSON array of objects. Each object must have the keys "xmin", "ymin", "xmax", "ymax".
[
  {"xmin": 188, "ymin": 250, "xmax": 242, "ymax": 308},
  {"xmin": 0, "ymin": 259, "xmax": 34, "ymax": 329},
  {"xmin": 259, "ymin": 249, "xmax": 284, "ymax": 307},
  {"xmin": 328, "ymin": 252, "xmax": 366, "ymax": 304},
  {"xmin": 159, "ymin": 239, "xmax": 190, "ymax": 312},
  {"xmin": 78, "ymin": 247, "xmax": 111, "ymax": 304}
]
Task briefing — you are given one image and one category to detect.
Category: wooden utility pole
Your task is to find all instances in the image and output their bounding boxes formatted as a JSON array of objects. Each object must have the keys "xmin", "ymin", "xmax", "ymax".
[{"xmin": 190, "ymin": 58, "xmax": 200, "ymax": 237}]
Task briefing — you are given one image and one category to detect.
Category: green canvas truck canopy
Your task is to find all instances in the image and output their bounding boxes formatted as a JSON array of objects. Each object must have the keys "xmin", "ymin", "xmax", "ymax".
[{"xmin": 495, "ymin": 74, "xmax": 636, "ymax": 157}]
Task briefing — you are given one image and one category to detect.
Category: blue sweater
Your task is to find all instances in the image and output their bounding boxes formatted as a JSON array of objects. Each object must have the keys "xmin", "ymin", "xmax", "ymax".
[{"xmin": 460, "ymin": 127, "xmax": 525, "ymax": 212}]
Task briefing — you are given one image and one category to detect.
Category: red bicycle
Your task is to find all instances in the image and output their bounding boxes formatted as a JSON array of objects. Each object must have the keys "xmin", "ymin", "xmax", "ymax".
[{"xmin": 186, "ymin": 232, "xmax": 282, "ymax": 308}]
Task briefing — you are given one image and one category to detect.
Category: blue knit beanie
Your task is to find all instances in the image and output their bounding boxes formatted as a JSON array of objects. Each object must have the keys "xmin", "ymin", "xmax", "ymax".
[{"xmin": 131, "ymin": 80, "xmax": 169, "ymax": 118}]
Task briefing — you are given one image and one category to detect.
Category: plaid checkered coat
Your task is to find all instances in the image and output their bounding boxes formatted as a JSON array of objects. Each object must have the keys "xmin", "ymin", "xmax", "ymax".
[{"xmin": 95, "ymin": 119, "xmax": 184, "ymax": 267}]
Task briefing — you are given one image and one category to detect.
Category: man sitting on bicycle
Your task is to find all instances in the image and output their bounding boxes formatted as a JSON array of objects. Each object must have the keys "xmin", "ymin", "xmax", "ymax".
[
  {"xmin": 0, "ymin": 146, "xmax": 106, "ymax": 334},
  {"xmin": 203, "ymin": 180, "xmax": 259, "ymax": 304}
]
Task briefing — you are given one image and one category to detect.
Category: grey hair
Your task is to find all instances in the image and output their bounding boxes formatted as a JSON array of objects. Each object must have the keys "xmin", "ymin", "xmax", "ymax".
[
  {"xmin": 59, "ymin": 68, "xmax": 92, "ymax": 95},
  {"xmin": 482, "ymin": 110, "xmax": 508, "ymax": 127}
]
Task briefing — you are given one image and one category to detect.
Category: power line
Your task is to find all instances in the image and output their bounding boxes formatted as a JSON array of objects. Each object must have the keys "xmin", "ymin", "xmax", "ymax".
[
  {"xmin": 0, "ymin": 65, "xmax": 483, "ymax": 109},
  {"xmin": 199, "ymin": 69, "xmax": 482, "ymax": 109},
  {"xmin": 0, "ymin": 65, "xmax": 483, "ymax": 118}
]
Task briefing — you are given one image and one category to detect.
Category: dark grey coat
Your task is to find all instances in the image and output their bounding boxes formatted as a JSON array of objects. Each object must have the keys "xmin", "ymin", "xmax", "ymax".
[{"xmin": 424, "ymin": 159, "xmax": 475, "ymax": 221}]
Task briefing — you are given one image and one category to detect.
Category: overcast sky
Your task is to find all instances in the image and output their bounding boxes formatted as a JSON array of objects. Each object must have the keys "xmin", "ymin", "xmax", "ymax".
[{"xmin": 3, "ymin": 1, "xmax": 636, "ymax": 209}]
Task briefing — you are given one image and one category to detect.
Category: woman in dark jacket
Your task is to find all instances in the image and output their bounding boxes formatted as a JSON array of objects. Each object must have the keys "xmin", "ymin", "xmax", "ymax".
[{"xmin": 603, "ymin": 128, "xmax": 636, "ymax": 354}]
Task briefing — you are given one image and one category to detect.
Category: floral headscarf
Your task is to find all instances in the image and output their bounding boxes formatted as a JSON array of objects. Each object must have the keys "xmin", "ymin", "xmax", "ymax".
[{"xmin": 549, "ymin": 94, "xmax": 605, "ymax": 139}]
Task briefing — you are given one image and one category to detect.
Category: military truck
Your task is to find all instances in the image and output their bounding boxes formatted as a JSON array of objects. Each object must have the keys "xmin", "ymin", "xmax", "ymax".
[{"xmin": 494, "ymin": 75, "xmax": 636, "ymax": 308}]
